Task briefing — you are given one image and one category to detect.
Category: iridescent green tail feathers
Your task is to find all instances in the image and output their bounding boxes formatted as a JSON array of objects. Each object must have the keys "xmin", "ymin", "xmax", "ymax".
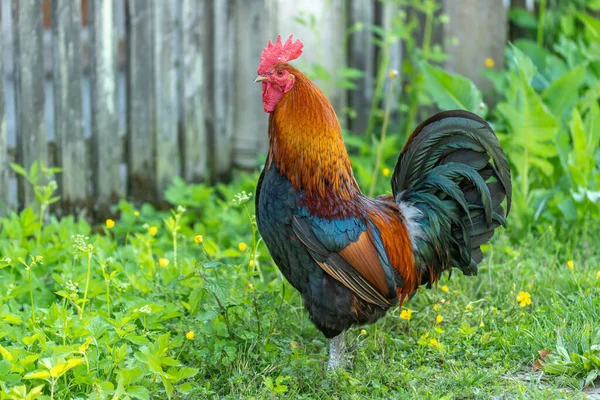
[{"xmin": 392, "ymin": 110, "xmax": 512, "ymax": 286}]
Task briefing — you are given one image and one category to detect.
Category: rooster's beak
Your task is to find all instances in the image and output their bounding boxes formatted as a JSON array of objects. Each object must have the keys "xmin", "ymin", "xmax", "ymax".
[{"xmin": 254, "ymin": 75, "xmax": 267, "ymax": 83}]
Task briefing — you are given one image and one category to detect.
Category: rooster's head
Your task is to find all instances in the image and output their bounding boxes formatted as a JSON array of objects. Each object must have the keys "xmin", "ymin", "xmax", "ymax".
[{"xmin": 255, "ymin": 35, "xmax": 304, "ymax": 113}]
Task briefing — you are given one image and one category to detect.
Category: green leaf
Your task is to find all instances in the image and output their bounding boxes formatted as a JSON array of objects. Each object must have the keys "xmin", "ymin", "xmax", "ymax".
[
  {"xmin": 567, "ymin": 108, "xmax": 597, "ymax": 189},
  {"xmin": 557, "ymin": 198, "xmax": 578, "ymax": 220},
  {"xmin": 10, "ymin": 163, "xmax": 28, "ymax": 179},
  {"xmin": 508, "ymin": 8, "xmax": 537, "ymax": 29},
  {"xmin": 127, "ymin": 386, "xmax": 150, "ymax": 400},
  {"xmin": 421, "ymin": 62, "xmax": 483, "ymax": 113},
  {"xmin": 577, "ymin": 12, "xmax": 600, "ymax": 39},
  {"xmin": 205, "ymin": 277, "xmax": 230, "ymax": 303},
  {"xmin": 24, "ymin": 370, "xmax": 51, "ymax": 380},
  {"xmin": 497, "ymin": 47, "xmax": 559, "ymax": 183},
  {"xmin": 541, "ymin": 65, "xmax": 586, "ymax": 120},
  {"xmin": 511, "ymin": 44, "xmax": 536, "ymax": 83},
  {"xmin": 178, "ymin": 383, "xmax": 193, "ymax": 394}
]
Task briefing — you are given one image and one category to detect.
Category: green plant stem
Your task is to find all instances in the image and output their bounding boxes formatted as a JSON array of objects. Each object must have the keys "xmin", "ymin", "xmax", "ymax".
[
  {"xmin": 368, "ymin": 76, "xmax": 397, "ymax": 197},
  {"xmin": 537, "ymin": 0, "xmax": 547, "ymax": 46},
  {"xmin": 28, "ymin": 270, "xmax": 35, "ymax": 323},
  {"xmin": 365, "ymin": 42, "xmax": 391, "ymax": 140},
  {"xmin": 176, "ymin": 341, "xmax": 187, "ymax": 361},
  {"xmin": 37, "ymin": 203, "xmax": 46, "ymax": 248},
  {"xmin": 173, "ymin": 232, "xmax": 179, "ymax": 275},
  {"xmin": 80, "ymin": 253, "xmax": 92, "ymax": 320},
  {"xmin": 403, "ymin": 3, "xmax": 434, "ymax": 141},
  {"xmin": 422, "ymin": 1, "xmax": 434, "ymax": 57},
  {"xmin": 105, "ymin": 278, "xmax": 111, "ymax": 317},
  {"xmin": 244, "ymin": 205, "xmax": 264, "ymax": 282}
]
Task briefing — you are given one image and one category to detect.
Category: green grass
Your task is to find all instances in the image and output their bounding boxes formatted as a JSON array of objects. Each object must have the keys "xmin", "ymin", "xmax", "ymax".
[{"xmin": 0, "ymin": 174, "xmax": 599, "ymax": 399}]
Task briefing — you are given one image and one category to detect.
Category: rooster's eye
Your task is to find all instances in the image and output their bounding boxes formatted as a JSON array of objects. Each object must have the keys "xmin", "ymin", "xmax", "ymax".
[{"xmin": 277, "ymin": 70, "xmax": 284, "ymax": 77}]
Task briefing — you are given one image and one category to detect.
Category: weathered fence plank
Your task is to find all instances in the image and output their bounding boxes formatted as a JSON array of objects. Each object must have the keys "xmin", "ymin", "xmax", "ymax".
[
  {"xmin": 232, "ymin": 0, "xmax": 268, "ymax": 169},
  {"xmin": 153, "ymin": 0, "xmax": 178, "ymax": 196},
  {"xmin": 127, "ymin": 0, "xmax": 155, "ymax": 201},
  {"xmin": 181, "ymin": 0, "xmax": 207, "ymax": 182},
  {"xmin": 443, "ymin": 0, "xmax": 507, "ymax": 98},
  {"xmin": 52, "ymin": 0, "xmax": 86, "ymax": 213},
  {"xmin": 89, "ymin": 0, "xmax": 121, "ymax": 217},
  {"xmin": 13, "ymin": 0, "xmax": 47, "ymax": 206},
  {"xmin": 347, "ymin": 0, "xmax": 375, "ymax": 135},
  {"xmin": 0, "ymin": 13, "xmax": 7, "ymax": 213},
  {"xmin": 206, "ymin": 0, "xmax": 234, "ymax": 180}
]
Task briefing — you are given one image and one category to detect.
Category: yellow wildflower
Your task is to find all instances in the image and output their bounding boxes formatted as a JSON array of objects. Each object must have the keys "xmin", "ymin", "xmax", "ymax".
[
  {"xmin": 389, "ymin": 69, "xmax": 399, "ymax": 79},
  {"xmin": 596, "ymin": 271, "xmax": 600, "ymax": 279},
  {"xmin": 249, "ymin": 259, "xmax": 256, "ymax": 267},
  {"xmin": 361, "ymin": 329, "xmax": 367, "ymax": 335},
  {"xmin": 382, "ymin": 167, "xmax": 391, "ymax": 177},
  {"xmin": 134, "ymin": 211, "xmax": 140, "ymax": 217},
  {"xmin": 516, "ymin": 291, "xmax": 532, "ymax": 307},
  {"xmin": 465, "ymin": 304, "xmax": 473, "ymax": 311},
  {"xmin": 436, "ymin": 315, "xmax": 443, "ymax": 324},
  {"xmin": 148, "ymin": 226, "xmax": 158, "ymax": 236},
  {"xmin": 484, "ymin": 57, "xmax": 495, "ymax": 68},
  {"xmin": 106, "ymin": 219, "xmax": 115, "ymax": 229},
  {"xmin": 400, "ymin": 309, "xmax": 412, "ymax": 321},
  {"xmin": 158, "ymin": 258, "xmax": 169, "ymax": 268},
  {"xmin": 194, "ymin": 235, "xmax": 203, "ymax": 243},
  {"xmin": 441, "ymin": 285, "xmax": 449, "ymax": 293},
  {"xmin": 186, "ymin": 331, "xmax": 194, "ymax": 340},
  {"xmin": 290, "ymin": 340, "xmax": 298, "ymax": 349},
  {"xmin": 429, "ymin": 338, "xmax": 438, "ymax": 346},
  {"xmin": 479, "ymin": 321, "xmax": 485, "ymax": 328},
  {"xmin": 239, "ymin": 242, "xmax": 247, "ymax": 252},
  {"xmin": 567, "ymin": 260, "xmax": 574, "ymax": 270},
  {"xmin": 433, "ymin": 304, "xmax": 441, "ymax": 311},
  {"xmin": 248, "ymin": 283, "xmax": 254, "ymax": 290}
]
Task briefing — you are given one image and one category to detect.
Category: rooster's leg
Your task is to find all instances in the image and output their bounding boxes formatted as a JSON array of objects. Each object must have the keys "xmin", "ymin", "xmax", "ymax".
[{"xmin": 327, "ymin": 332, "xmax": 345, "ymax": 370}]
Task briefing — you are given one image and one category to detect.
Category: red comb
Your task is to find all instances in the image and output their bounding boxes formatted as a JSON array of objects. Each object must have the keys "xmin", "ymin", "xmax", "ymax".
[{"xmin": 257, "ymin": 35, "xmax": 303, "ymax": 75}]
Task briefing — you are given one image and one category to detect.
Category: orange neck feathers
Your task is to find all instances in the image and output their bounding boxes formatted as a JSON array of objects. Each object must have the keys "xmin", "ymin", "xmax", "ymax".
[{"xmin": 267, "ymin": 67, "xmax": 360, "ymax": 203}]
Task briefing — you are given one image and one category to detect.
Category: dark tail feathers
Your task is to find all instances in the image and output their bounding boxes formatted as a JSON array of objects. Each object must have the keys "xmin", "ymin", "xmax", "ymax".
[{"xmin": 392, "ymin": 110, "xmax": 512, "ymax": 286}]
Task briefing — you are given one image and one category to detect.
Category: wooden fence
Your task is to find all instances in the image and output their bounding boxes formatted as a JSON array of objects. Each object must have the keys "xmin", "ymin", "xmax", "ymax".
[{"xmin": 0, "ymin": 0, "xmax": 514, "ymax": 218}]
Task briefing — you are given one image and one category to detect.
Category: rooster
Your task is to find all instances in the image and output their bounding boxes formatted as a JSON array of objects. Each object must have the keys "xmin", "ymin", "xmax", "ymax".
[{"xmin": 254, "ymin": 35, "xmax": 511, "ymax": 369}]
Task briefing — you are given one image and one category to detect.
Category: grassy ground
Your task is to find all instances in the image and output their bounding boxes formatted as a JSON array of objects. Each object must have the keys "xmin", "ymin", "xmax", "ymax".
[
  {"xmin": 0, "ymin": 175, "xmax": 599, "ymax": 399},
  {"xmin": 217, "ymin": 224, "xmax": 600, "ymax": 399}
]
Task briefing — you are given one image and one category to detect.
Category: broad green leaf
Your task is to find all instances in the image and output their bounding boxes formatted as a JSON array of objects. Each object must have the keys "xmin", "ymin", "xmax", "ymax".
[
  {"xmin": 24, "ymin": 370, "xmax": 51, "ymax": 380},
  {"xmin": 568, "ymin": 109, "xmax": 596, "ymax": 189},
  {"xmin": 511, "ymin": 44, "xmax": 536, "ymax": 83},
  {"xmin": 508, "ymin": 8, "xmax": 537, "ymax": 29},
  {"xmin": 577, "ymin": 12, "xmax": 600, "ymax": 39},
  {"xmin": 496, "ymin": 78, "xmax": 558, "ymax": 178},
  {"xmin": 421, "ymin": 62, "xmax": 482, "ymax": 113},
  {"xmin": 557, "ymin": 198, "xmax": 578, "ymax": 220},
  {"xmin": 584, "ymin": 102, "xmax": 600, "ymax": 154},
  {"xmin": 0, "ymin": 345, "xmax": 14, "ymax": 361},
  {"xmin": 127, "ymin": 385, "xmax": 150, "ymax": 400},
  {"xmin": 542, "ymin": 65, "xmax": 586, "ymax": 120},
  {"xmin": 178, "ymin": 383, "xmax": 193, "ymax": 394}
]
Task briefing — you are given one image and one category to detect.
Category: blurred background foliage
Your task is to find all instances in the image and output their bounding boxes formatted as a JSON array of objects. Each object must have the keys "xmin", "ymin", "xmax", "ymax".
[{"xmin": 335, "ymin": 0, "xmax": 600, "ymax": 234}]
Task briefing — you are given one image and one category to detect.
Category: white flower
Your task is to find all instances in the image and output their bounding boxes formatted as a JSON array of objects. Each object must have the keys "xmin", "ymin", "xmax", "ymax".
[
  {"xmin": 232, "ymin": 191, "xmax": 252, "ymax": 206},
  {"xmin": 66, "ymin": 280, "xmax": 79, "ymax": 293},
  {"xmin": 139, "ymin": 305, "xmax": 152, "ymax": 314}
]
